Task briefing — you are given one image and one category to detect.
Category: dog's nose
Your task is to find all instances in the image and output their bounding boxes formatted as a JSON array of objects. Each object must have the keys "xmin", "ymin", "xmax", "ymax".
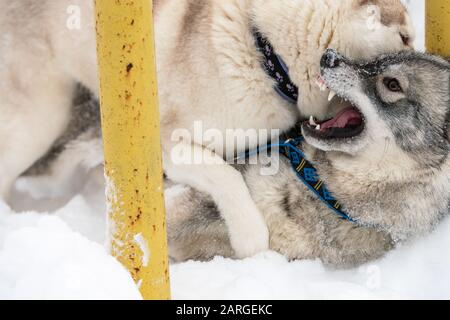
[{"xmin": 321, "ymin": 49, "xmax": 342, "ymax": 69}]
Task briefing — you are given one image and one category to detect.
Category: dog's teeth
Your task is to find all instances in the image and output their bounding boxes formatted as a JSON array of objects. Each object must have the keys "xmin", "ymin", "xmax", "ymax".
[
  {"xmin": 328, "ymin": 90, "xmax": 337, "ymax": 102},
  {"xmin": 315, "ymin": 79, "xmax": 321, "ymax": 88},
  {"xmin": 315, "ymin": 76, "xmax": 330, "ymax": 92},
  {"xmin": 315, "ymin": 125, "xmax": 321, "ymax": 131},
  {"xmin": 309, "ymin": 116, "xmax": 317, "ymax": 126}
]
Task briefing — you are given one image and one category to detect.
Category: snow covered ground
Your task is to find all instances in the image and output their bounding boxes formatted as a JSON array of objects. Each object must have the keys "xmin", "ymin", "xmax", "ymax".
[{"xmin": 2, "ymin": 1, "xmax": 449, "ymax": 300}]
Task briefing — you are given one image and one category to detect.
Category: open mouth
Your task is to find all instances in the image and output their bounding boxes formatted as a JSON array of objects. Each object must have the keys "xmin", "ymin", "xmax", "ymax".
[{"xmin": 303, "ymin": 76, "xmax": 365, "ymax": 140}]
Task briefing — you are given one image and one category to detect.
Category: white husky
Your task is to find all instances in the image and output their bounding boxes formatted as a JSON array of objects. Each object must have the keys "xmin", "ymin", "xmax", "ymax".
[{"xmin": 0, "ymin": 0, "xmax": 414, "ymax": 257}]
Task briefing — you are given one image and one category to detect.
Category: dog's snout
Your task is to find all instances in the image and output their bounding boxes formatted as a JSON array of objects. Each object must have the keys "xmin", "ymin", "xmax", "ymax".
[{"xmin": 321, "ymin": 49, "xmax": 342, "ymax": 69}]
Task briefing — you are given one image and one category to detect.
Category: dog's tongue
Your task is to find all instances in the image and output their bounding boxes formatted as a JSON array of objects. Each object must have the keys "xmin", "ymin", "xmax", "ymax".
[{"xmin": 321, "ymin": 107, "xmax": 362, "ymax": 129}]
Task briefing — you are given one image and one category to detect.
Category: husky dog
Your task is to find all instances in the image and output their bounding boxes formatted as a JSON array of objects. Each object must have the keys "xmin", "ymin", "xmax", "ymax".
[
  {"xmin": 166, "ymin": 50, "xmax": 450, "ymax": 267},
  {"xmin": 0, "ymin": 0, "xmax": 414, "ymax": 258}
]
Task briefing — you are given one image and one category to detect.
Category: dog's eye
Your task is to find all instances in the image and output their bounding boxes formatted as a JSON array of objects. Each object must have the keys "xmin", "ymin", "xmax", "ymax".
[
  {"xmin": 383, "ymin": 77, "xmax": 402, "ymax": 92},
  {"xmin": 400, "ymin": 33, "xmax": 410, "ymax": 46}
]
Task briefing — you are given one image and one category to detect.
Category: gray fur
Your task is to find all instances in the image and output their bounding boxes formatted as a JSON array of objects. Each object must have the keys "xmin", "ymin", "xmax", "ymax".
[{"xmin": 167, "ymin": 51, "xmax": 450, "ymax": 268}]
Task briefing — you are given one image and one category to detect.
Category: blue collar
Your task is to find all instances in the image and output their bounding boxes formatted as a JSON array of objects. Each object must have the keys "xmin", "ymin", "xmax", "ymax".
[
  {"xmin": 279, "ymin": 130, "xmax": 356, "ymax": 224},
  {"xmin": 240, "ymin": 129, "xmax": 356, "ymax": 224},
  {"xmin": 253, "ymin": 29, "xmax": 299, "ymax": 104}
]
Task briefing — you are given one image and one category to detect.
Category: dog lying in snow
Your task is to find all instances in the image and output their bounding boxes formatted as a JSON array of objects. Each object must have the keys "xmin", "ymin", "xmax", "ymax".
[
  {"xmin": 166, "ymin": 50, "xmax": 450, "ymax": 267},
  {"xmin": 1, "ymin": 0, "xmax": 414, "ymax": 258}
]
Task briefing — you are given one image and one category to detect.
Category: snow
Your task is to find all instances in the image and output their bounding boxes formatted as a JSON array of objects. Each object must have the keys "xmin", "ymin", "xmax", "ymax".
[
  {"xmin": 2, "ymin": 1, "xmax": 447, "ymax": 300},
  {"xmin": 172, "ymin": 217, "xmax": 450, "ymax": 300},
  {"xmin": 134, "ymin": 233, "xmax": 150, "ymax": 268},
  {"xmin": 0, "ymin": 198, "xmax": 141, "ymax": 300}
]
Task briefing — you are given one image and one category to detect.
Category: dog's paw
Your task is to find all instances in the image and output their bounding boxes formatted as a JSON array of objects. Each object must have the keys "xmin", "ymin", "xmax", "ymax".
[
  {"xmin": 15, "ymin": 176, "xmax": 66, "ymax": 199},
  {"xmin": 229, "ymin": 214, "xmax": 269, "ymax": 259}
]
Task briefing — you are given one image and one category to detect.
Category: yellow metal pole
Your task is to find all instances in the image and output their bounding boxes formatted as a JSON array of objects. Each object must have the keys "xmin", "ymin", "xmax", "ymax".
[
  {"xmin": 95, "ymin": 0, "xmax": 170, "ymax": 300},
  {"xmin": 426, "ymin": 0, "xmax": 450, "ymax": 57}
]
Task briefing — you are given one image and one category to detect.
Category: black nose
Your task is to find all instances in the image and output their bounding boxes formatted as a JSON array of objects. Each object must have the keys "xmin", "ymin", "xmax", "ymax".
[{"xmin": 321, "ymin": 49, "xmax": 342, "ymax": 69}]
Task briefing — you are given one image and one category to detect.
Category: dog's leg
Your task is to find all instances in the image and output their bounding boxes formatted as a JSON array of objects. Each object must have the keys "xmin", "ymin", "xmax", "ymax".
[
  {"xmin": 164, "ymin": 143, "xmax": 269, "ymax": 258},
  {"xmin": 16, "ymin": 132, "xmax": 103, "ymax": 199},
  {"xmin": 0, "ymin": 78, "xmax": 74, "ymax": 204},
  {"xmin": 0, "ymin": 181, "xmax": 13, "ymax": 203},
  {"xmin": 165, "ymin": 183, "xmax": 234, "ymax": 262}
]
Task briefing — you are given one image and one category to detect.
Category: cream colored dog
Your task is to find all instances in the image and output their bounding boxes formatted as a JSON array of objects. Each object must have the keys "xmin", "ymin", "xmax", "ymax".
[{"xmin": 0, "ymin": 0, "xmax": 414, "ymax": 258}]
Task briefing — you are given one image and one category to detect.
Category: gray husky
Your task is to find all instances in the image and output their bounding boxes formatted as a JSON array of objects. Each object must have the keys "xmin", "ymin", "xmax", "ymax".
[{"xmin": 166, "ymin": 49, "xmax": 450, "ymax": 267}]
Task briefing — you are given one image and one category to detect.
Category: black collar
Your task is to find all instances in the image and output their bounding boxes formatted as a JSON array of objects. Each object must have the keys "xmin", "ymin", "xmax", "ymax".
[{"xmin": 253, "ymin": 29, "xmax": 299, "ymax": 104}]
